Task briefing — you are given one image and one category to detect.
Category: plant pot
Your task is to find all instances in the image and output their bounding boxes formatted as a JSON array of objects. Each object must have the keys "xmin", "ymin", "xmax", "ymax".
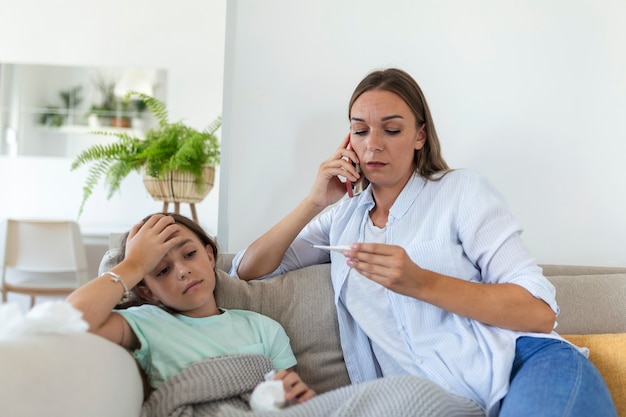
[
  {"xmin": 142, "ymin": 165, "xmax": 215, "ymax": 204},
  {"xmin": 110, "ymin": 116, "xmax": 131, "ymax": 128}
]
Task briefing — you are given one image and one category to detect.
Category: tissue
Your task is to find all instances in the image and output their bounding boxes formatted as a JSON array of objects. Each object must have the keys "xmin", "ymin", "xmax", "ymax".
[
  {"xmin": 250, "ymin": 370, "xmax": 288, "ymax": 412},
  {"xmin": 0, "ymin": 301, "xmax": 89, "ymax": 339}
]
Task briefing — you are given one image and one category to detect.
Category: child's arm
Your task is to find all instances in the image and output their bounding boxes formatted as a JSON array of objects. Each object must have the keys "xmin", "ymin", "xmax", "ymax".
[
  {"xmin": 273, "ymin": 369, "xmax": 316, "ymax": 404},
  {"xmin": 67, "ymin": 261, "xmax": 144, "ymax": 348},
  {"xmin": 66, "ymin": 214, "xmax": 183, "ymax": 348}
]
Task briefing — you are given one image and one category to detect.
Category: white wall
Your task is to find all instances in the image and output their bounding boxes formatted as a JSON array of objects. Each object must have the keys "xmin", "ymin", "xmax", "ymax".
[
  {"xmin": 0, "ymin": 0, "xmax": 226, "ymax": 239},
  {"xmin": 220, "ymin": 0, "xmax": 626, "ymax": 267}
]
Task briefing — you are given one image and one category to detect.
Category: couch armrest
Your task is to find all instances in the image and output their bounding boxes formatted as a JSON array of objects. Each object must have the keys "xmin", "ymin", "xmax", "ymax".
[{"xmin": 0, "ymin": 332, "xmax": 143, "ymax": 417}]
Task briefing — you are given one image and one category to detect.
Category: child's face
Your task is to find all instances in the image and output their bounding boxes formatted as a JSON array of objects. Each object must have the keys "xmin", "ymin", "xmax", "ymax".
[{"xmin": 141, "ymin": 224, "xmax": 218, "ymax": 317}]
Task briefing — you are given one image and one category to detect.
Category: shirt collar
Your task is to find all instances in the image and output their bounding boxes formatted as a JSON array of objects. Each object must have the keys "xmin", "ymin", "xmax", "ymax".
[{"xmin": 356, "ymin": 172, "xmax": 427, "ymax": 222}]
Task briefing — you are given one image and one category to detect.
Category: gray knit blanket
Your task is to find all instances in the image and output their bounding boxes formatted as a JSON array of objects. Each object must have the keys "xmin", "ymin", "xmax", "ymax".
[
  {"xmin": 141, "ymin": 354, "xmax": 273, "ymax": 417},
  {"xmin": 141, "ymin": 354, "xmax": 486, "ymax": 417}
]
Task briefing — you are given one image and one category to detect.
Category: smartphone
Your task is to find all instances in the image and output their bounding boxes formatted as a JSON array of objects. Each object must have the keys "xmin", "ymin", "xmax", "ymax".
[{"xmin": 345, "ymin": 143, "xmax": 361, "ymax": 198}]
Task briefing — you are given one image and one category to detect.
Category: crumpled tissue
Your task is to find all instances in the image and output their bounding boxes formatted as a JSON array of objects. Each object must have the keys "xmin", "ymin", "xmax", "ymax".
[
  {"xmin": 250, "ymin": 370, "xmax": 288, "ymax": 412},
  {"xmin": 0, "ymin": 301, "xmax": 89, "ymax": 340}
]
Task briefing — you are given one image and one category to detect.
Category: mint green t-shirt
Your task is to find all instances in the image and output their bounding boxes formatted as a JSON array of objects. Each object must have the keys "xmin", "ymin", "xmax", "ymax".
[{"xmin": 116, "ymin": 305, "xmax": 297, "ymax": 388}]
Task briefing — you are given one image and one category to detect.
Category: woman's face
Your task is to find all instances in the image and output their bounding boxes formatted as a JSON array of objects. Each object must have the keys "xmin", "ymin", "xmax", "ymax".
[
  {"xmin": 349, "ymin": 89, "xmax": 426, "ymax": 192},
  {"xmin": 141, "ymin": 224, "xmax": 218, "ymax": 317}
]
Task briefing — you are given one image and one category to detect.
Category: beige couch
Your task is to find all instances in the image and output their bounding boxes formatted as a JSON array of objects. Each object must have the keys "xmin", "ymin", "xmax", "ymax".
[{"xmin": 1, "ymin": 252, "xmax": 625, "ymax": 417}]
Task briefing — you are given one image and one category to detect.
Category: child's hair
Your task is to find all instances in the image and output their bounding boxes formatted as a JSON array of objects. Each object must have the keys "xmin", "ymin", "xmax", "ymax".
[{"xmin": 112, "ymin": 212, "xmax": 219, "ymax": 310}]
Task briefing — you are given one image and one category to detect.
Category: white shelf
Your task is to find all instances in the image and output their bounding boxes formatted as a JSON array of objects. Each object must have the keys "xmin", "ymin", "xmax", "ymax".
[{"xmin": 36, "ymin": 124, "xmax": 141, "ymax": 135}]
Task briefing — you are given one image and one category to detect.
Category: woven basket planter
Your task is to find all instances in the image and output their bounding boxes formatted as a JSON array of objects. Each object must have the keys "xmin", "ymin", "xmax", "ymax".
[{"xmin": 142, "ymin": 165, "xmax": 215, "ymax": 204}]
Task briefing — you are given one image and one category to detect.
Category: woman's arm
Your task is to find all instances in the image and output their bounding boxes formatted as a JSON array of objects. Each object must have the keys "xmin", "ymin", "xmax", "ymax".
[
  {"xmin": 236, "ymin": 199, "xmax": 325, "ymax": 280},
  {"xmin": 345, "ymin": 243, "xmax": 556, "ymax": 333},
  {"xmin": 237, "ymin": 135, "xmax": 360, "ymax": 280},
  {"xmin": 66, "ymin": 215, "xmax": 184, "ymax": 348}
]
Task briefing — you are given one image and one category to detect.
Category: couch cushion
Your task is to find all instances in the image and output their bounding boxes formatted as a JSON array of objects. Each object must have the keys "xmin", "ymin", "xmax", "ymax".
[
  {"xmin": 0, "ymin": 333, "xmax": 143, "ymax": 417},
  {"xmin": 562, "ymin": 333, "xmax": 626, "ymax": 417},
  {"xmin": 548, "ymin": 274, "xmax": 626, "ymax": 334},
  {"xmin": 541, "ymin": 264, "xmax": 626, "ymax": 277},
  {"xmin": 214, "ymin": 265, "xmax": 351, "ymax": 394}
]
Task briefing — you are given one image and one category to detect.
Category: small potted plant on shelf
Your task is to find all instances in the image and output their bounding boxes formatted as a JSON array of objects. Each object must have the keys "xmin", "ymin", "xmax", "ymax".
[
  {"xmin": 84, "ymin": 74, "xmax": 117, "ymax": 128},
  {"xmin": 71, "ymin": 91, "xmax": 221, "ymax": 218},
  {"xmin": 40, "ymin": 85, "xmax": 83, "ymax": 127}
]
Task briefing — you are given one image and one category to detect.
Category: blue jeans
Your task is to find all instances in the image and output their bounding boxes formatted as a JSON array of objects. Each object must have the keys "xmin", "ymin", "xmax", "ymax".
[{"xmin": 500, "ymin": 336, "xmax": 616, "ymax": 417}]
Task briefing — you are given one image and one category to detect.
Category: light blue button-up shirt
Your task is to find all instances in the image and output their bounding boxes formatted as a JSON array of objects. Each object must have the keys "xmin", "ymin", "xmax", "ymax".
[{"xmin": 231, "ymin": 169, "xmax": 565, "ymax": 417}]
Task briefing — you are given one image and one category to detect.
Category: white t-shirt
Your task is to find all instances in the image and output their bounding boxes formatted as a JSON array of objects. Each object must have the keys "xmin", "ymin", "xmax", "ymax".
[{"xmin": 343, "ymin": 216, "xmax": 418, "ymax": 377}]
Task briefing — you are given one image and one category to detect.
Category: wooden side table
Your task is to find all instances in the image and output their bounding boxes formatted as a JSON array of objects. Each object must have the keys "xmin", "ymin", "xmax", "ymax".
[{"xmin": 162, "ymin": 202, "xmax": 198, "ymax": 223}]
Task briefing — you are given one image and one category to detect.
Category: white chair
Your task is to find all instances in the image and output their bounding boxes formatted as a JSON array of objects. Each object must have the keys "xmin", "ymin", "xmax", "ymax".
[{"xmin": 1, "ymin": 219, "xmax": 89, "ymax": 308}]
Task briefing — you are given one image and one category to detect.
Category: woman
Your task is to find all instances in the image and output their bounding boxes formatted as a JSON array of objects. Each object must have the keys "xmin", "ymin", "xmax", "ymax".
[
  {"xmin": 67, "ymin": 213, "xmax": 315, "ymax": 404},
  {"xmin": 230, "ymin": 68, "xmax": 616, "ymax": 417}
]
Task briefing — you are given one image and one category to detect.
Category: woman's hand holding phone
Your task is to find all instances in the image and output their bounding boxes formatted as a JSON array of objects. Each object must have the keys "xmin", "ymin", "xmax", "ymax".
[{"xmin": 306, "ymin": 134, "xmax": 360, "ymax": 208}]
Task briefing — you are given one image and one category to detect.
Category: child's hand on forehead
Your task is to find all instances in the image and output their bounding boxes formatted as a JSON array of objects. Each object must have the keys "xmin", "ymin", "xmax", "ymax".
[{"xmin": 125, "ymin": 214, "xmax": 184, "ymax": 276}]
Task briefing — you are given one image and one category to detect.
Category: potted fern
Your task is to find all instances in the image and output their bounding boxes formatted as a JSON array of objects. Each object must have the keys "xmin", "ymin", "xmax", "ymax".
[{"xmin": 71, "ymin": 92, "xmax": 221, "ymax": 218}]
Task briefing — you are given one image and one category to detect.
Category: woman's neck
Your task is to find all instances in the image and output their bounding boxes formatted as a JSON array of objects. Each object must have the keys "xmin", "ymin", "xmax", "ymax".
[{"xmin": 369, "ymin": 171, "xmax": 414, "ymax": 227}]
